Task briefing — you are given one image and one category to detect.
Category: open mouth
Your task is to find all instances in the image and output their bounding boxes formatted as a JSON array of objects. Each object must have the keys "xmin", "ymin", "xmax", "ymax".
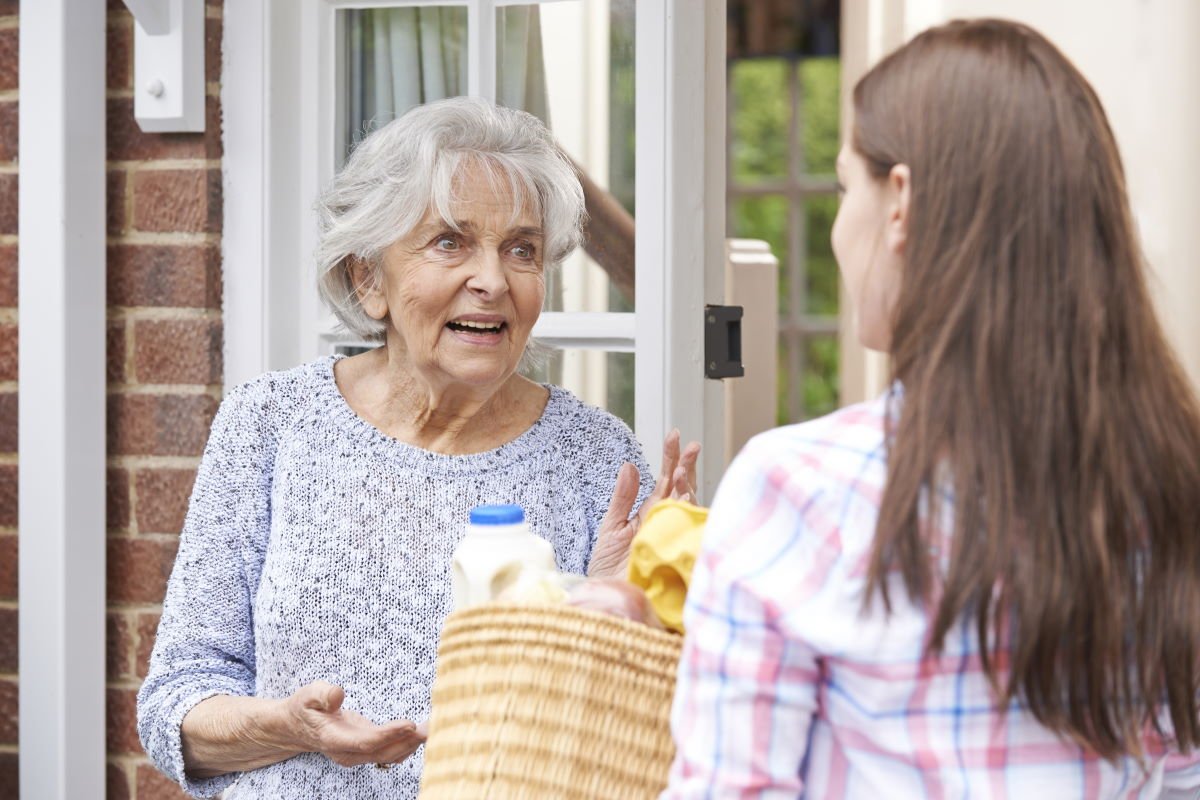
[{"xmin": 446, "ymin": 319, "xmax": 506, "ymax": 335}]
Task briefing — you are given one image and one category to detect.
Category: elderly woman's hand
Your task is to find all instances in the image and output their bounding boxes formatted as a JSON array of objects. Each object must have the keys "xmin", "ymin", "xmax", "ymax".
[
  {"xmin": 286, "ymin": 681, "xmax": 426, "ymax": 769},
  {"xmin": 589, "ymin": 429, "xmax": 701, "ymax": 578}
]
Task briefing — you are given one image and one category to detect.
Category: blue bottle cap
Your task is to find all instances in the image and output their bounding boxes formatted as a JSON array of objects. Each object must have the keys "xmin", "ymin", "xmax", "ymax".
[{"xmin": 469, "ymin": 504, "xmax": 525, "ymax": 525}]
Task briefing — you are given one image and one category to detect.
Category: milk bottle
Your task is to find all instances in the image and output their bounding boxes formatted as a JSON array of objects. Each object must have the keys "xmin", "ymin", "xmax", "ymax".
[{"xmin": 451, "ymin": 504, "xmax": 558, "ymax": 609}]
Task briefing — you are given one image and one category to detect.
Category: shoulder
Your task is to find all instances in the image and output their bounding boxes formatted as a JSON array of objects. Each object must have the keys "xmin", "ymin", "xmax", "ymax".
[
  {"xmin": 213, "ymin": 357, "xmax": 332, "ymax": 440},
  {"xmin": 540, "ymin": 384, "xmax": 642, "ymax": 458},
  {"xmin": 704, "ymin": 394, "xmax": 890, "ymax": 566}
]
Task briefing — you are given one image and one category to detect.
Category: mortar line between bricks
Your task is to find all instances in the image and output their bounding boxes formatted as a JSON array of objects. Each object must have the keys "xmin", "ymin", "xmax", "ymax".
[
  {"xmin": 108, "ymin": 455, "xmax": 203, "ymax": 470},
  {"xmin": 107, "ymin": 678, "xmax": 145, "ymax": 690},
  {"xmin": 108, "ymin": 602, "xmax": 171, "ymax": 614},
  {"xmin": 0, "ymin": 527, "xmax": 15, "ymax": 534},
  {"xmin": 0, "ymin": 18, "xmax": 17, "ymax": 30},
  {"xmin": 107, "ymin": 384, "xmax": 223, "ymax": 397},
  {"xmin": 0, "ymin": 381, "xmax": 14, "ymax": 392},
  {"xmin": 0, "ymin": 454, "xmax": 16, "ymax": 465},
  {"xmin": 0, "ymin": 164, "xmax": 15, "ymax": 175},
  {"xmin": 0, "ymin": 91, "xmax": 15, "ymax": 103},
  {"xmin": 0, "ymin": 745, "xmax": 17, "ymax": 754},
  {"xmin": 0, "ymin": 234, "xmax": 17, "ymax": 245},
  {"xmin": 110, "ymin": 158, "xmax": 223, "ymax": 171},
  {"xmin": 109, "ymin": 530, "xmax": 182, "ymax": 541},
  {"xmin": 106, "ymin": 89, "xmax": 135, "ymax": 100},
  {"xmin": 0, "ymin": 602, "xmax": 14, "ymax": 611},
  {"xmin": 109, "ymin": 307, "xmax": 224, "ymax": 322},
  {"xmin": 108, "ymin": 232, "xmax": 222, "ymax": 245},
  {"xmin": 0, "ymin": 309, "xmax": 17, "ymax": 323}
]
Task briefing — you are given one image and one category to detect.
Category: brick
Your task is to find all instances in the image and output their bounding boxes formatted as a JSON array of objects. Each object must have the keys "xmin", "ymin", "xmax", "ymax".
[
  {"xmin": 0, "ymin": 608, "xmax": 13, "ymax": 673},
  {"xmin": 136, "ymin": 612, "xmax": 161, "ymax": 679},
  {"xmin": 136, "ymin": 764, "xmax": 190, "ymax": 799},
  {"xmin": 0, "ymin": 752, "xmax": 16, "ymax": 800},
  {"xmin": 107, "ymin": 466, "xmax": 130, "ymax": 533},
  {"xmin": 0, "ymin": 534, "xmax": 14, "ymax": 601},
  {"xmin": 135, "ymin": 468, "xmax": 196, "ymax": 534},
  {"xmin": 107, "ymin": 319, "xmax": 126, "ymax": 384},
  {"xmin": 107, "ymin": 393, "xmax": 217, "ymax": 457},
  {"xmin": 0, "ymin": 102, "xmax": 16, "ymax": 163},
  {"xmin": 0, "ymin": 679, "xmax": 15, "ymax": 746},
  {"xmin": 108, "ymin": 170, "xmax": 127, "ymax": 236},
  {"xmin": 131, "ymin": 169, "xmax": 221, "ymax": 234},
  {"xmin": 107, "ymin": 96, "xmax": 222, "ymax": 162},
  {"xmin": 206, "ymin": 17, "xmax": 222, "ymax": 85},
  {"xmin": 0, "ymin": 464, "xmax": 14, "ymax": 527},
  {"xmin": 107, "ymin": 762, "xmax": 131, "ymax": 800},
  {"xmin": 0, "ymin": 245, "xmax": 14, "ymax": 307},
  {"xmin": 0, "ymin": 392, "xmax": 13, "ymax": 452},
  {"xmin": 0, "ymin": 323, "xmax": 15, "ymax": 381},
  {"xmin": 107, "ymin": 244, "xmax": 222, "ymax": 309},
  {"xmin": 0, "ymin": 173, "xmax": 15, "ymax": 236},
  {"xmin": 106, "ymin": 686, "xmax": 143, "ymax": 755},
  {"xmin": 106, "ymin": 537, "xmax": 178, "ymax": 604},
  {"xmin": 108, "ymin": 17, "xmax": 132, "ymax": 91},
  {"xmin": 0, "ymin": 29, "xmax": 15, "ymax": 93},
  {"xmin": 134, "ymin": 319, "xmax": 221, "ymax": 385},
  {"xmin": 108, "ymin": 612, "xmax": 133, "ymax": 680}
]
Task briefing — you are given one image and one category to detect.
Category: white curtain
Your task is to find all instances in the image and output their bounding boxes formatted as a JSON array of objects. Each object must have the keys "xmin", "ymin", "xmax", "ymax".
[{"xmin": 344, "ymin": 6, "xmax": 548, "ymax": 154}]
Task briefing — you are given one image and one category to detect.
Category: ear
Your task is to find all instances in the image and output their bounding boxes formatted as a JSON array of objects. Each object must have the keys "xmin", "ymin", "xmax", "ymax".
[
  {"xmin": 885, "ymin": 163, "xmax": 911, "ymax": 256},
  {"xmin": 348, "ymin": 256, "xmax": 387, "ymax": 321}
]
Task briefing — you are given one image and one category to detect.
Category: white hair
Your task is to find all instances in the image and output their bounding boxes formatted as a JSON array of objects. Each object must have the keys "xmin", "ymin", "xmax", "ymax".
[{"xmin": 315, "ymin": 96, "xmax": 586, "ymax": 341}]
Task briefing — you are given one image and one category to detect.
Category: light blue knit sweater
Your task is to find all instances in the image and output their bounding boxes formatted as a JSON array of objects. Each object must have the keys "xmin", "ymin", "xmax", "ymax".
[{"xmin": 137, "ymin": 356, "xmax": 652, "ymax": 799}]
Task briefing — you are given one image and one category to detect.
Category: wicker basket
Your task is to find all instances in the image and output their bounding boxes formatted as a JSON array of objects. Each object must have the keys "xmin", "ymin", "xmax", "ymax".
[{"xmin": 418, "ymin": 602, "xmax": 684, "ymax": 799}]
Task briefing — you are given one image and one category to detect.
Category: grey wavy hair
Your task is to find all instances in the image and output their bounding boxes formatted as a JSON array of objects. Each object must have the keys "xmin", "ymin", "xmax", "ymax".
[{"xmin": 315, "ymin": 96, "xmax": 587, "ymax": 340}]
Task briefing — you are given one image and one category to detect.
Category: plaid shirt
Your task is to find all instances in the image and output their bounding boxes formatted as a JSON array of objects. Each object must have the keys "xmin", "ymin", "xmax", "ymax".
[{"xmin": 663, "ymin": 392, "xmax": 1200, "ymax": 799}]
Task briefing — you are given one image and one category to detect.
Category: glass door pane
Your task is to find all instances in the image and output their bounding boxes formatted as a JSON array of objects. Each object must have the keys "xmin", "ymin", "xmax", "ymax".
[
  {"xmin": 496, "ymin": 0, "xmax": 635, "ymax": 415},
  {"xmin": 340, "ymin": 7, "xmax": 468, "ymax": 159}
]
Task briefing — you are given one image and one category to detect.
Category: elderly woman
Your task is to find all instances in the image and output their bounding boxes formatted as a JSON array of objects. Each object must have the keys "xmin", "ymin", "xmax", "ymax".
[{"xmin": 137, "ymin": 96, "xmax": 699, "ymax": 799}]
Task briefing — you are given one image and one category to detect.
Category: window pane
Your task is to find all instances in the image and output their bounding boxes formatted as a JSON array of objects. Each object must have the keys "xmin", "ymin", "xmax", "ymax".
[
  {"xmin": 340, "ymin": 7, "xmax": 468, "ymax": 157},
  {"xmin": 803, "ymin": 335, "xmax": 839, "ymax": 420},
  {"xmin": 520, "ymin": 347, "xmax": 635, "ymax": 431},
  {"xmin": 805, "ymin": 194, "xmax": 839, "ymax": 316},
  {"xmin": 799, "ymin": 57, "xmax": 840, "ymax": 176},
  {"xmin": 729, "ymin": 59, "xmax": 789, "ymax": 181},
  {"xmin": 498, "ymin": 1, "xmax": 636, "ymax": 315}
]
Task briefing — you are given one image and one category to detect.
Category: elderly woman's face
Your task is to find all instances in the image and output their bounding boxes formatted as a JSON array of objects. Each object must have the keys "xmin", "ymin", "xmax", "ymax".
[{"xmin": 361, "ymin": 163, "xmax": 545, "ymax": 390}]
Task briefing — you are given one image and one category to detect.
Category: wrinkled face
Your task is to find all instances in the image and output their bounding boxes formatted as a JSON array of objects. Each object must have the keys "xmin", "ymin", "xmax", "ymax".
[
  {"xmin": 360, "ymin": 164, "xmax": 546, "ymax": 391},
  {"xmin": 831, "ymin": 143, "xmax": 904, "ymax": 352}
]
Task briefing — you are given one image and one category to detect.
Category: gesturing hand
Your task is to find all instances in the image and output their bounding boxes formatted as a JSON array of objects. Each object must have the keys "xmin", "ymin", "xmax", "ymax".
[
  {"xmin": 589, "ymin": 429, "xmax": 701, "ymax": 578},
  {"xmin": 285, "ymin": 681, "xmax": 426, "ymax": 769}
]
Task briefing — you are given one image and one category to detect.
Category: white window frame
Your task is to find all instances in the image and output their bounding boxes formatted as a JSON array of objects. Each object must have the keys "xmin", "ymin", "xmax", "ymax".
[{"xmin": 223, "ymin": 0, "xmax": 727, "ymax": 490}]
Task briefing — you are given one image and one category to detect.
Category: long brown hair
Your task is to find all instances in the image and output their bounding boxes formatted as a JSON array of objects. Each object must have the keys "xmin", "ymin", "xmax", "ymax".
[{"xmin": 857, "ymin": 19, "xmax": 1200, "ymax": 760}]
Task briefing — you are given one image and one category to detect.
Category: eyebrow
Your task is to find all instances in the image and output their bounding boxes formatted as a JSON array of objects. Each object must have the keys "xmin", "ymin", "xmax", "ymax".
[{"xmin": 448, "ymin": 221, "xmax": 544, "ymax": 238}]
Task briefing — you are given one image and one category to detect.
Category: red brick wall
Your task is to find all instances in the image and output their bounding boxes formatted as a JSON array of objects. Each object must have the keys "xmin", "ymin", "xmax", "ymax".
[
  {"xmin": 0, "ymin": 2, "xmax": 224, "ymax": 798},
  {"xmin": 105, "ymin": 2, "xmax": 224, "ymax": 798},
  {"xmin": 0, "ymin": 2, "xmax": 18, "ymax": 795}
]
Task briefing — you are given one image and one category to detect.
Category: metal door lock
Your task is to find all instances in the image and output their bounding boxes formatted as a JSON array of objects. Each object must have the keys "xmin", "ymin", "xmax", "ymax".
[{"xmin": 704, "ymin": 305, "xmax": 744, "ymax": 379}]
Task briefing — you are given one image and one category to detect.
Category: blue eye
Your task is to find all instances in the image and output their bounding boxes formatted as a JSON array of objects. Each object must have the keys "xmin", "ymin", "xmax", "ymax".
[
  {"xmin": 510, "ymin": 243, "xmax": 535, "ymax": 260},
  {"xmin": 436, "ymin": 236, "xmax": 460, "ymax": 251}
]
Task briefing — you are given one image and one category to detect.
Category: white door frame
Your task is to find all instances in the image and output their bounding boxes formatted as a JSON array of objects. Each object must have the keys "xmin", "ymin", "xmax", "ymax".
[{"xmin": 17, "ymin": 2, "xmax": 108, "ymax": 797}]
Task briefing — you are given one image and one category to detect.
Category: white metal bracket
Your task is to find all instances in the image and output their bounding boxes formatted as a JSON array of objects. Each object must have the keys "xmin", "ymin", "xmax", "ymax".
[{"xmin": 123, "ymin": 0, "xmax": 205, "ymax": 132}]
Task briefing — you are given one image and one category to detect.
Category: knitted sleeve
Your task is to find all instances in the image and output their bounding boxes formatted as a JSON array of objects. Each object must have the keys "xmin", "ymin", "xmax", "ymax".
[{"xmin": 136, "ymin": 380, "xmax": 278, "ymax": 798}]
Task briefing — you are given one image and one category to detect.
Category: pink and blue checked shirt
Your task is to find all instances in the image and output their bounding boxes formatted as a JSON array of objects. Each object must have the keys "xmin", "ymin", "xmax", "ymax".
[{"xmin": 662, "ymin": 392, "xmax": 1200, "ymax": 799}]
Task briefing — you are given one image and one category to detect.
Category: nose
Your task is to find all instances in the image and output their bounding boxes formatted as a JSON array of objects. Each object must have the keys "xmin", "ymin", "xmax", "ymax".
[{"xmin": 465, "ymin": 249, "xmax": 509, "ymax": 300}]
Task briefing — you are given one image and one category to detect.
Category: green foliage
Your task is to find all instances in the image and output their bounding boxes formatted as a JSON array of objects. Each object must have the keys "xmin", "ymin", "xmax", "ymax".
[{"xmin": 729, "ymin": 56, "xmax": 842, "ymax": 422}]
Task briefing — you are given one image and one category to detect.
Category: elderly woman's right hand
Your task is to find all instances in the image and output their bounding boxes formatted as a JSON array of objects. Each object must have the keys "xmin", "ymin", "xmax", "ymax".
[{"xmin": 286, "ymin": 681, "xmax": 426, "ymax": 768}]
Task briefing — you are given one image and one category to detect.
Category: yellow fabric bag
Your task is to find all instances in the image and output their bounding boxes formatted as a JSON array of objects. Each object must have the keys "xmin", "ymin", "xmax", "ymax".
[{"xmin": 627, "ymin": 499, "xmax": 708, "ymax": 634}]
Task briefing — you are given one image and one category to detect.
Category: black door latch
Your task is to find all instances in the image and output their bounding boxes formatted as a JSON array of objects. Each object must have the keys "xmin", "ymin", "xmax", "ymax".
[{"xmin": 705, "ymin": 305, "xmax": 744, "ymax": 379}]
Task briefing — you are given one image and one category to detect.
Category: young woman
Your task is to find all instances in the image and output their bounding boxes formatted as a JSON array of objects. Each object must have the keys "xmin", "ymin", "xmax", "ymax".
[{"xmin": 663, "ymin": 19, "xmax": 1200, "ymax": 798}]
